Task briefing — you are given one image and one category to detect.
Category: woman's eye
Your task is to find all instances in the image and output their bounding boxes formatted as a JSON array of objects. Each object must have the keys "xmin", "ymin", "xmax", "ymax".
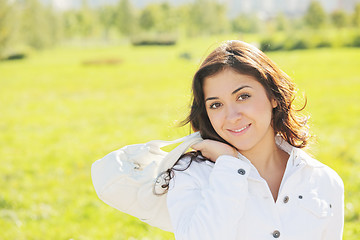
[
  {"xmin": 238, "ymin": 93, "xmax": 250, "ymax": 101},
  {"xmin": 209, "ymin": 102, "xmax": 222, "ymax": 109}
]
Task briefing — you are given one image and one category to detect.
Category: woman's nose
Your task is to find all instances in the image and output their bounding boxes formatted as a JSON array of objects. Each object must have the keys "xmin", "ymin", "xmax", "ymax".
[{"xmin": 226, "ymin": 104, "xmax": 242, "ymax": 123}]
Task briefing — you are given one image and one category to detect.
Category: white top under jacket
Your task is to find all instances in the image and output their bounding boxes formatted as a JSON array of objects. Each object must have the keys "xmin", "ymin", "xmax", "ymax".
[{"xmin": 167, "ymin": 137, "xmax": 344, "ymax": 240}]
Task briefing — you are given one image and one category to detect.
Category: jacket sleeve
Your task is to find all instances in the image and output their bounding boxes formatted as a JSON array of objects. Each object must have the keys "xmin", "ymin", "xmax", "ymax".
[
  {"xmin": 167, "ymin": 155, "xmax": 250, "ymax": 240},
  {"xmin": 322, "ymin": 173, "xmax": 344, "ymax": 240}
]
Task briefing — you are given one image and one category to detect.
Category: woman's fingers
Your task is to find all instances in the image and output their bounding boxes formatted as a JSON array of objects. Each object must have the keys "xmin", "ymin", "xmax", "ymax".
[
  {"xmin": 191, "ymin": 140, "xmax": 237, "ymax": 162},
  {"xmin": 191, "ymin": 141, "xmax": 204, "ymax": 151}
]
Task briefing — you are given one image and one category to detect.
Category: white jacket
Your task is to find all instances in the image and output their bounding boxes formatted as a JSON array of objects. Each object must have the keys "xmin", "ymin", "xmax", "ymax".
[{"xmin": 167, "ymin": 137, "xmax": 344, "ymax": 240}]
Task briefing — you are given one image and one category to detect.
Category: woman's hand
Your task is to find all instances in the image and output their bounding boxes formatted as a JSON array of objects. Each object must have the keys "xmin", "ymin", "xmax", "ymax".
[{"xmin": 192, "ymin": 140, "xmax": 238, "ymax": 162}]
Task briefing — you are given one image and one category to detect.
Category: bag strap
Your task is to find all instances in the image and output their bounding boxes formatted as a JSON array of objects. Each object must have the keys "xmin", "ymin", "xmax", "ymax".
[
  {"xmin": 157, "ymin": 132, "xmax": 203, "ymax": 173},
  {"xmin": 147, "ymin": 132, "xmax": 201, "ymax": 149}
]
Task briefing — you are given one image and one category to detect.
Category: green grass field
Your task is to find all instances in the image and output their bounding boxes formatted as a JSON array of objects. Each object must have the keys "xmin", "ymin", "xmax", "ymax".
[{"xmin": 1, "ymin": 36, "xmax": 359, "ymax": 239}]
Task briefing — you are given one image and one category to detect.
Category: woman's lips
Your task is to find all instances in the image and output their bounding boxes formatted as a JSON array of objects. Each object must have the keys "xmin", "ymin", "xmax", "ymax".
[{"xmin": 228, "ymin": 123, "xmax": 251, "ymax": 135}]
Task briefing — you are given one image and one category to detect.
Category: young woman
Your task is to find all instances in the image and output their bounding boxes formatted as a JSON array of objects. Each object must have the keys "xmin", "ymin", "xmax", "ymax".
[{"xmin": 167, "ymin": 40, "xmax": 344, "ymax": 240}]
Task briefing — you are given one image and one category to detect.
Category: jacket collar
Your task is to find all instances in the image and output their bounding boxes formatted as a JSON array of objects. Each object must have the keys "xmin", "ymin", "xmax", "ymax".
[{"xmin": 275, "ymin": 136, "xmax": 324, "ymax": 168}]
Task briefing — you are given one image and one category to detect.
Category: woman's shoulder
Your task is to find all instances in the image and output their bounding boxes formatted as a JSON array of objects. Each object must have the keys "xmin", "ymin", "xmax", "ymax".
[{"xmin": 298, "ymin": 149, "xmax": 344, "ymax": 191}]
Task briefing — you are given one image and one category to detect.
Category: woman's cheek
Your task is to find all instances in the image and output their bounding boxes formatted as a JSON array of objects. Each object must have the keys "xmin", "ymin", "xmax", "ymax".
[{"xmin": 209, "ymin": 112, "xmax": 224, "ymax": 133}]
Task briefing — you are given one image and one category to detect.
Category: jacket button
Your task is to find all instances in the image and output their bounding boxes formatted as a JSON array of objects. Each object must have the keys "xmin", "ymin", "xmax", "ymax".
[
  {"xmin": 272, "ymin": 230, "xmax": 280, "ymax": 238},
  {"xmin": 283, "ymin": 196, "xmax": 289, "ymax": 203},
  {"xmin": 237, "ymin": 168, "xmax": 246, "ymax": 175}
]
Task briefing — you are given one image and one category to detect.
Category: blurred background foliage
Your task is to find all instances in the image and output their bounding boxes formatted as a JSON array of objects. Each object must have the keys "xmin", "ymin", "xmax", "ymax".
[
  {"xmin": 1, "ymin": 0, "xmax": 360, "ymax": 239},
  {"xmin": 1, "ymin": 0, "xmax": 360, "ymax": 58}
]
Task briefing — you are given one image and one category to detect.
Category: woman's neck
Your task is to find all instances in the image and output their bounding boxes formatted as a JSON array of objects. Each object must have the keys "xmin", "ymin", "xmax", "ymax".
[
  {"xmin": 240, "ymin": 132, "xmax": 289, "ymax": 177},
  {"xmin": 240, "ymin": 132, "xmax": 289, "ymax": 201}
]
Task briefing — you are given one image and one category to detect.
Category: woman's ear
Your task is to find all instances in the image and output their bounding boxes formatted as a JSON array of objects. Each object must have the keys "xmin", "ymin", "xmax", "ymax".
[{"xmin": 271, "ymin": 99, "xmax": 278, "ymax": 108}]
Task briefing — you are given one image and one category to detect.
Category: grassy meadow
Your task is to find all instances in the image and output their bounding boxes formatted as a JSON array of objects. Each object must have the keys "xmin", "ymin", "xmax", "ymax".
[{"xmin": 1, "ymin": 35, "xmax": 359, "ymax": 239}]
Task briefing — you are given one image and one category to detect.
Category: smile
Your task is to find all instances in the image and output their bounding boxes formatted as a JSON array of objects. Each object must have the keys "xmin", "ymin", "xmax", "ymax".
[{"xmin": 228, "ymin": 124, "xmax": 251, "ymax": 133}]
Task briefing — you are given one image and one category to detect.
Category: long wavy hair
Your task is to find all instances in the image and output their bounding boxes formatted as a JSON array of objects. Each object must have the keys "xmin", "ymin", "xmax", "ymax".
[
  {"xmin": 183, "ymin": 40, "xmax": 310, "ymax": 149},
  {"xmin": 162, "ymin": 40, "xmax": 310, "ymax": 193}
]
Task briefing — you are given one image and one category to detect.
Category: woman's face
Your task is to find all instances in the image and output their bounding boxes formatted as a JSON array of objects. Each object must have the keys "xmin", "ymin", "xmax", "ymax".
[{"xmin": 203, "ymin": 68, "xmax": 277, "ymax": 153}]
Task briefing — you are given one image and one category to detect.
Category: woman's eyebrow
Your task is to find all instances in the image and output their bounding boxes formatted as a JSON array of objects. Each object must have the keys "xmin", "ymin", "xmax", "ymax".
[
  {"xmin": 205, "ymin": 97, "xmax": 219, "ymax": 102},
  {"xmin": 205, "ymin": 85, "xmax": 252, "ymax": 102},
  {"xmin": 232, "ymin": 85, "xmax": 251, "ymax": 95}
]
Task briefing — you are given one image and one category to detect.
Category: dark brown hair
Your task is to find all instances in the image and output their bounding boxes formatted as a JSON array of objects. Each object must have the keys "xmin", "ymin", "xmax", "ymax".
[
  {"xmin": 183, "ymin": 40, "xmax": 310, "ymax": 148},
  {"xmin": 162, "ymin": 40, "xmax": 310, "ymax": 193}
]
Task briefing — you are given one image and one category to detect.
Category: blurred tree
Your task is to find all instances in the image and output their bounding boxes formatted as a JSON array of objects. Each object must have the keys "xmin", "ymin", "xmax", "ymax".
[
  {"xmin": 62, "ymin": 0, "xmax": 99, "ymax": 39},
  {"xmin": 0, "ymin": 0, "xmax": 14, "ymax": 56},
  {"xmin": 176, "ymin": 4, "xmax": 191, "ymax": 34},
  {"xmin": 157, "ymin": 2, "xmax": 179, "ymax": 33},
  {"xmin": 139, "ymin": 3, "xmax": 179, "ymax": 33},
  {"xmin": 353, "ymin": 3, "xmax": 360, "ymax": 28},
  {"xmin": 45, "ymin": 4, "xmax": 63, "ymax": 45},
  {"xmin": 275, "ymin": 13, "xmax": 289, "ymax": 31},
  {"xmin": 116, "ymin": 0, "xmax": 136, "ymax": 36},
  {"xmin": 139, "ymin": 5, "xmax": 156, "ymax": 31},
  {"xmin": 211, "ymin": 2, "xmax": 230, "ymax": 34},
  {"xmin": 331, "ymin": 10, "xmax": 348, "ymax": 28},
  {"xmin": 304, "ymin": 1, "xmax": 327, "ymax": 29},
  {"xmin": 19, "ymin": 0, "xmax": 54, "ymax": 49},
  {"xmin": 232, "ymin": 14, "xmax": 260, "ymax": 33},
  {"xmin": 98, "ymin": 5, "xmax": 117, "ymax": 40},
  {"xmin": 187, "ymin": 0, "xmax": 229, "ymax": 36},
  {"xmin": 63, "ymin": 10, "xmax": 80, "ymax": 38},
  {"xmin": 77, "ymin": 0, "xmax": 98, "ymax": 37}
]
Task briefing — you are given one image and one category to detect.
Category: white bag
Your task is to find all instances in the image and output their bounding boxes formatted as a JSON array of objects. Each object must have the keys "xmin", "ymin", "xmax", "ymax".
[{"xmin": 91, "ymin": 132, "xmax": 202, "ymax": 232}]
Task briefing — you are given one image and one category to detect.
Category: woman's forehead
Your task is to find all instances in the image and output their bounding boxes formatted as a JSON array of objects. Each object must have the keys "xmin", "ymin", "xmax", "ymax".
[{"xmin": 203, "ymin": 69, "xmax": 262, "ymax": 96}]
